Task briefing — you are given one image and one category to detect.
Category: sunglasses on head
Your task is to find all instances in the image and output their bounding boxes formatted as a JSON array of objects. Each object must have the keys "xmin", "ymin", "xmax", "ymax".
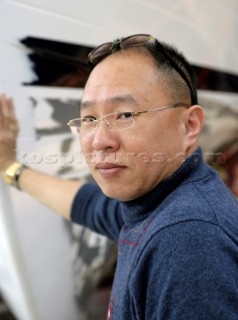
[{"xmin": 87, "ymin": 34, "xmax": 197, "ymax": 105}]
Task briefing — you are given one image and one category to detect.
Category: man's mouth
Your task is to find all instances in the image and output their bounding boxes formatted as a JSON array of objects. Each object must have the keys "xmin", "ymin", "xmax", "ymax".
[{"xmin": 95, "ymin": 162, "xmax": 127, "ymax": 177}]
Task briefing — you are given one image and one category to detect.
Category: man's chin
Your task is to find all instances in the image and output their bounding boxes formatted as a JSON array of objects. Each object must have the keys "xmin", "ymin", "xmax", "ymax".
[{"xmin": 99, "ymin": 185, "xmax": 139, "ymax": 201}]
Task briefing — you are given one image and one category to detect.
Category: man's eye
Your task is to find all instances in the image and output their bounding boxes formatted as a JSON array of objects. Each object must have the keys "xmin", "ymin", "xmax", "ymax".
[
  {"xmin": 82, "ymin": 117, "xmax": 96, "ymax": 123},
  {"xmin": 117, "ymin": 112, "xmax": 133, "ymax": 120}
]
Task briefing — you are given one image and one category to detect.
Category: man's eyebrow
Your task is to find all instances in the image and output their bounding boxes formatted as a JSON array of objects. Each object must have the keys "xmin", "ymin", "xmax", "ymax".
[
  {"xmin": 80, "ymin": 100, "xmax": 93, "ymax": 109},
  {"xmin": 109, "ymin": 94, "xmax": 138, "ymax": 105},
  {"xmin": 80, "ymin": 94, "xmax": 138, "ymax": 109}
]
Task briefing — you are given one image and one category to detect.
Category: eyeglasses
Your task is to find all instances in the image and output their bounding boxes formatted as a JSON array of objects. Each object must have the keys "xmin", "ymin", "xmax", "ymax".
[
  {"xmin": 67, "ymin": 103, "xmax": 189, "ymax": 135},
  {"xmin": 88, "ymin": 34, "xmax": 197, "ymax": 105}
]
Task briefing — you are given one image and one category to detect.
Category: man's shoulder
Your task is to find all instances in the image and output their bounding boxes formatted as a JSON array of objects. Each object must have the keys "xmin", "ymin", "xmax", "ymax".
[
  {"xmin": 157, "ymin": 163, "xmax": 238, "ymax": 229},
  {"xmin": 137, "ymin": 167, "xmax": 238, "ymax": 252}
]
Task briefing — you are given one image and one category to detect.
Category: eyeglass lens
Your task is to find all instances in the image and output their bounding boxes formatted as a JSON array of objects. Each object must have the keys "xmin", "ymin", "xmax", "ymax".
[{"xmin": 69, "ymin": 112, "xmax": 135, "ymax": 135}]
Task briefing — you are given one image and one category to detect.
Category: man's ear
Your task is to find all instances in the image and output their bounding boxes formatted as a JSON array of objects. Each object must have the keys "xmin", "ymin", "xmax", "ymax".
[{"xmin": 184, "ymin": 104, "xmax": 204, "ymax": 145}]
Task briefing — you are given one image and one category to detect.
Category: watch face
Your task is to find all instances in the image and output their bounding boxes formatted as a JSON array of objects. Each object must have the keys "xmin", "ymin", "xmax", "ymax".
[{"xmin": 4, "ymin": 163, "xmax": 21, "ymax": 185}]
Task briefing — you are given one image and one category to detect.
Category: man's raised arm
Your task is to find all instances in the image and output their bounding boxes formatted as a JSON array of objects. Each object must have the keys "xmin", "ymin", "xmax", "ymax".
[{"xmin": 0, "ymin": 93, "xmax": 85, "ymax": 220}]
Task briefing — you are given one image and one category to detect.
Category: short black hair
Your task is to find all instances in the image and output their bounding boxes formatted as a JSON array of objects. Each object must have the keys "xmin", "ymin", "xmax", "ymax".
[{"xmin": 142, "ymin": 41, "xmax": 198, "ymax": 105}]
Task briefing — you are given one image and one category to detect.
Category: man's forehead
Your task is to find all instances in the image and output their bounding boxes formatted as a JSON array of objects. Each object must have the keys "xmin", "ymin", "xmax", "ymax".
[
  {"xmin": 80, "ymin": 94, "xmax": 139, "ymax": 109},
  {"xmin": 81, "ymin": 50, "xmax": 163, "ymax": 110}
]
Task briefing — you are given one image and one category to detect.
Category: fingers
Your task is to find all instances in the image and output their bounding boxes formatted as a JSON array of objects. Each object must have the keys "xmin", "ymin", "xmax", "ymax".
[
  {"xmin": 7, "ymin": 97, "xmax": 16, "ymax": 119},
  {"xmin": 0, "ymin": 93, "xmax": 19, "ymax": 131},
  {"xmin": 0, "ymin": 94, "xmax": 10, "ymax": 127},
  {"xmin": 0, "ymin": 94, "xmax": 5, "ymax": 126}
]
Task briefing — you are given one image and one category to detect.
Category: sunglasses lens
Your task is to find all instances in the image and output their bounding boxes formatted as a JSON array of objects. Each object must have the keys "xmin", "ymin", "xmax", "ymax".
[
  {"xmin": 121, "ymin": 34, "xmax": 154, "ymax": 49},
  {"xmin": 88, "ymin": 42, "xmax": 113, "ymax": 65},
  {"xmin": 88, "ymin": 34, "xmax": 154, "ymax": 67}
]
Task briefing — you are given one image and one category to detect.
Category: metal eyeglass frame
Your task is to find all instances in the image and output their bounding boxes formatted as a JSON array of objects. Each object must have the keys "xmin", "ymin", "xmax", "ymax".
[{"xmin": 67, "ymin": 103, "xmax": 189, "ymax": 134}]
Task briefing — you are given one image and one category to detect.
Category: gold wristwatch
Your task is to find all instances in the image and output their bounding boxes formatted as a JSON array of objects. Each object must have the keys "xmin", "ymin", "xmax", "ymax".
[{"xmin": 4, "ymin": 162, "xmax": 27, "ymax": 189}]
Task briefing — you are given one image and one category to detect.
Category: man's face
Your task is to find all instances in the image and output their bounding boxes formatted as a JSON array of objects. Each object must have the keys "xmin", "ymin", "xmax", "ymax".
[{"xmin": 80, "ymin": 51, "xmax": 189, "ymax": 201}]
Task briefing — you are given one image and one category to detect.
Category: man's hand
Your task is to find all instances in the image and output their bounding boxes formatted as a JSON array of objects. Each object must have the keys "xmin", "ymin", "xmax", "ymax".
[
  {"xmin": 0, "ymin": 94, "xmax": 19, "ymax": 175},
  {"xmin": 0, "ymin": 93, "xmax": 83, "ymax": 218}
]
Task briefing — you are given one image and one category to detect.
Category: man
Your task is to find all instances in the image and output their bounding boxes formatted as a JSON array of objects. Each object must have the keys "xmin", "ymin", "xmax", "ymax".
[{"xmin": 1, "ymin": 34, "xmax": 238, "ymax": 319}]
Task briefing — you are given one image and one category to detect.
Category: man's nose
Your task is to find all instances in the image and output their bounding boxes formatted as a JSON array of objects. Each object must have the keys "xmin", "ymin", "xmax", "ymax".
[{"xmin": 91, "ymin": 120, "xmax": 119, "ymax": 151}]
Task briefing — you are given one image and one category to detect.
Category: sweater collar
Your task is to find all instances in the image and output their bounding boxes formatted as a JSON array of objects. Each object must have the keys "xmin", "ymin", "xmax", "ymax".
[{"xmin": 120, "ymin": 147, "xmax": 203, "ymax": 225}]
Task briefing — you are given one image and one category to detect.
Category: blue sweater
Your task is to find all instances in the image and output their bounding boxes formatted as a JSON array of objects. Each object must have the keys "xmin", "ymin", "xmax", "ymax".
[{"xmin": 71, "ymin": 148, "xmax": 238, "ymax": 319}]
